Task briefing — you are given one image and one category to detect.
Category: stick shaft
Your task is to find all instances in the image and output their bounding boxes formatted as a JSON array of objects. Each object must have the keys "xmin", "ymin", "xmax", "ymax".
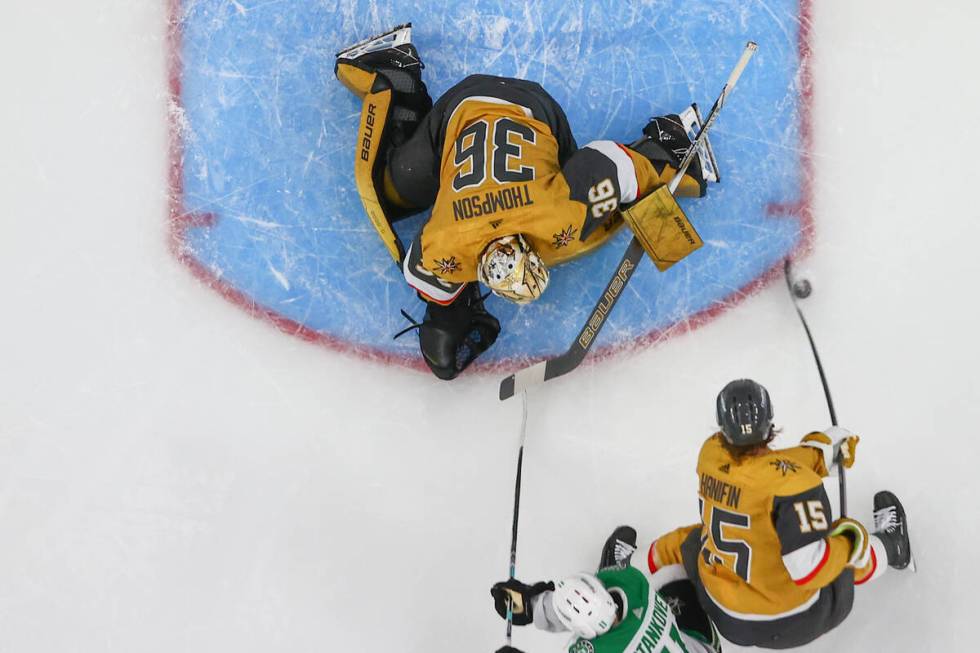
[
  {"xmin": 792, "ymin": 304, "xmax": 838, "ymax": 426},
  {"xmin": 505, "ymin": 391, "xmax": 529, "ymax": 644},
  {"xmin": 793, "ymin": 302, "xmax": 846, "ymax": 515},
  {"xmin": 499, "ymin": 43, "xmax": 758, "ymax": 401},
  {"xmin": 784, "ymin": 260, "xmax": 846, "ymax": 516},
  {"xmin": 669, "ymin": 41, "xmax": 757, "ymax": 193}
]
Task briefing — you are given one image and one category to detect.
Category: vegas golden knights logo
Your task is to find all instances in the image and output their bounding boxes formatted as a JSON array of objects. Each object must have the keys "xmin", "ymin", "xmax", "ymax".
[{"xmin": 770, "ymin": 459, "xmax": 800, "ymax": 476}]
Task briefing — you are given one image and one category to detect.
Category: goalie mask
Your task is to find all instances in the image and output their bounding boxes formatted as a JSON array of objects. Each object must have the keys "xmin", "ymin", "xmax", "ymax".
[{"xmin": 477, "ymin": 234, "xmax": 549, "ymax": 304}]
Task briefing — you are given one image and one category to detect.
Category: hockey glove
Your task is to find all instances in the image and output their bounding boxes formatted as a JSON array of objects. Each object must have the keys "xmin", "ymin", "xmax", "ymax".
[
  {"xmin": 830, "ymin": 428, "xmax": 860, "ymax": 469},
  {"xmin": 490, "ymin": 579, "xmax": 555, "ymax": 626},
  {"xmin": 801, "ymin": 427, "xmax": 860, "ymax": 474},
  {"xmin": 830, "ymin": 517, "xmax": 871, "ymax": 568},
  {"xmin": 418, "ymin": 285, "xmax": 500, "ymax": 380},
  {"xmin": 495, "ymin": 648, "xmax": 524, "ymax": 653}
]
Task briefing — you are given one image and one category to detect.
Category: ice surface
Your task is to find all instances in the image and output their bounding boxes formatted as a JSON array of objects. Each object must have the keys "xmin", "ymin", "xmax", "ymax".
[
  {"xmin": 172, "ymin": 0, "xmax": 808, "ymax": 367},
  {"xmin": 2, "ymin": 1, "xmax": 980, "ymax": 652}
]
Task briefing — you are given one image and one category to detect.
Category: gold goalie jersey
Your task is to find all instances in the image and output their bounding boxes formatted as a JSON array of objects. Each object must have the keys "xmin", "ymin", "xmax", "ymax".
[
  {"xmin": 653, "ymin": 433, "xmax": 856, "ymax": 620},
  {"xmin": 403, "ymin": 97, "xmax": 703, "ymax": 303}
]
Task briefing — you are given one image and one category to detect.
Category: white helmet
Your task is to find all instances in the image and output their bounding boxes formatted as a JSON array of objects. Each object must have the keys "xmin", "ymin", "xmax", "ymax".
[
  {"xmin": 551, "ymin": 573, "xmax": 618, "ymax": 639},
  {"xmin": 477, "ymin": 234, "xmax": 549, "ymax": 304}
]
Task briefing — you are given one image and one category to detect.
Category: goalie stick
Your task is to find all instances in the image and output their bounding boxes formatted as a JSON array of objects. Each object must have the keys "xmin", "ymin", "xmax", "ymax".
[
  {"xmin": 499, "ymin": 41, "xmax": 758, "ymax": 401},
  {"xmin": 783, "ymin": 259, "xmax": 847, "ymax": 517}
]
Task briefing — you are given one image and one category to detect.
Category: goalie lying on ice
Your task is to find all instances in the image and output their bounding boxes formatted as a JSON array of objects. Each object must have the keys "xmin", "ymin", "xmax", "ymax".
[{"xmin": 335, "ymin": 24, "xmax": 718, "ymax": 379}]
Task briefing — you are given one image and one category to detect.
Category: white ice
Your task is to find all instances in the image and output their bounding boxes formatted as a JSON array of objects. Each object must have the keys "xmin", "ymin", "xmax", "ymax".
[{"xmin": 2, "ymin": 1, "xmax": 979, "ymax": 651}]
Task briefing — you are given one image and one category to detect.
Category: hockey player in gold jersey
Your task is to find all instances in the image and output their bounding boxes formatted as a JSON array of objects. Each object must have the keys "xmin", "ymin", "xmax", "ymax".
[
  {"xmin": 335, "ymin": 25, "xmax": 717, "ymax": 379},
  {"xmin": 647, "ymin": 380, "xmax": 913, "ymax": 649}
]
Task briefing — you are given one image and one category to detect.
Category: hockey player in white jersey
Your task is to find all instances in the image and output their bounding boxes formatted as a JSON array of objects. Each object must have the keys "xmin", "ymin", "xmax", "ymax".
[{"xmin": 490, "ymin": 527, "xmax": 722, "ymax": 653}]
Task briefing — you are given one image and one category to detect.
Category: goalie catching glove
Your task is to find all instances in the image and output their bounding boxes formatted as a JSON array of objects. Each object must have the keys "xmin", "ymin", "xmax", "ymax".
[{"xmin": 396, "ymin": 284, "xmax": 500, "ymax": 380}]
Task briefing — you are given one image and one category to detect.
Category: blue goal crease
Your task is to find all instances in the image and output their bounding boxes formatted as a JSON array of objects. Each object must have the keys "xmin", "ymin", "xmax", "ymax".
[{"xmin": 175, "ymin": 0, "xmax": 808, "ymax": 364}]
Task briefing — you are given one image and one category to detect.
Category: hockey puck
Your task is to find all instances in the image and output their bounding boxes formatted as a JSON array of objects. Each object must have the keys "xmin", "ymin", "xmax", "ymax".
[{"xmin": 792, "ymin": 279, "xmax": 812, "ymax": 299}]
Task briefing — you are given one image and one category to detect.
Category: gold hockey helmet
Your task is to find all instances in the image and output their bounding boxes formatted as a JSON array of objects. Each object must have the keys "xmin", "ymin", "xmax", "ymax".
[{"xmin": 477, "ymin": 234, "xmax": 549, "ymax": 304}]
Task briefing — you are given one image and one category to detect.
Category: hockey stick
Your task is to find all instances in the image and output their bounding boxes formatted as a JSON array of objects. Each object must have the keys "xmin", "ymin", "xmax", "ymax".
[
  {"xmin": 505, "ymin": 390, "xmax": 529, "ymax": 645},
  {"xmin": 499, "ymin": 42, "xmax": 758, "ymax": 401},
  {"xmin": 783, "ymin": 259, "xmax": 847, "ymax": 516}
]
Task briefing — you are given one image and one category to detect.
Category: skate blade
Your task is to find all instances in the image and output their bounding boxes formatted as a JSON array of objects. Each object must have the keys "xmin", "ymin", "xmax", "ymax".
[
  {"xmin": 682, "ymin": 103, "xmax": 720, "ymax": 183},
  {"xmin": 336, "ymin": 23, "xmax": 412, "ymax": 59}
]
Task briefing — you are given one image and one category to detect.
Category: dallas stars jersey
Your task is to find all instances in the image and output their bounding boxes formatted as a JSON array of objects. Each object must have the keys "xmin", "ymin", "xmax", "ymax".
[
  {"xmin": 534, "ymin": 566, "xmax": 713, "ymax": 653},
  {"xmin": 402, "ymin": 94, "xmax": 703, "ymax": 304},
  {"xmin": 654, "ymin": 433, "xmax": 855, "ymax": 621}
]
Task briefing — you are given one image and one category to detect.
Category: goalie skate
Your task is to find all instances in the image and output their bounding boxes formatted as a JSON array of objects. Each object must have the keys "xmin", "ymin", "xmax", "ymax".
[
  {"xmin": 680, "ymin": 104, "xmax": 720, "ymax": 183},
  {"xmin": 680, "ymin": 103, "xmax": 721, "ymax": 183},
  {"xmin": 335, "ymin": 23, "xmax": 422, "ymax": 72}
]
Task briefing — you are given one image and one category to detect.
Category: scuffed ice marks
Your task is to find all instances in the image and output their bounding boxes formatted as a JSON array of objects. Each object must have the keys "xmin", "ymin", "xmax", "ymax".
[{"xmin": 170, "ymin": 0, "xmax": 810, "ymax": 365}]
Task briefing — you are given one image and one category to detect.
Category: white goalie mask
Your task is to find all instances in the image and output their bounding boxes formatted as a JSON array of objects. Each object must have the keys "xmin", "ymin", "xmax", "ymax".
[
  {"xmin": 477, "ymin": 234, "xmax": 549, "ymax": 304},
  {"xmin": 551, "ymin": 573, "xmax": 618, "ymax": 639}
]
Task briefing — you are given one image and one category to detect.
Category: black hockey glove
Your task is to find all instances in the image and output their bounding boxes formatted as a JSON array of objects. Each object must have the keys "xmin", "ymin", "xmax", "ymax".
[
  {"xmin": 418, "ymin": 285, "xmax": 500, "ymax": 380},
  {"xmin": 628, "ymin": 114, "xmax": 707, "ymax": 197},
  {"xmin": 495, "ymin": 647, "xmax": 525, "ymax": 653},
  {"xmin": 490, "ymin": 578, "xmax": 554, "ymax": 626}
]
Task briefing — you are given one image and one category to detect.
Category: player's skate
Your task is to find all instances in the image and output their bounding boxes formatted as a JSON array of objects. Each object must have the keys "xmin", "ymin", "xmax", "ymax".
[
  {"xmin": 598, "ymin": 525, "xmax": 637, "ymax": 571},
  {"xmin": 335, "ymin": 23, "xmax": 432, "ymax": 146},
  {"xmin": 334, "ymin": 23, "xmax": 424, "ymax": 99},
  {"xmin": 336, "ymin": 23, "xmax": 423, "ymax": 79},
  {"xmin": 680, "ymin": 104, "xmax": 720, "ymax": 183},
  {"xmin": 872, "ymin": 490, "xmax": 916, "ymax": 572}
]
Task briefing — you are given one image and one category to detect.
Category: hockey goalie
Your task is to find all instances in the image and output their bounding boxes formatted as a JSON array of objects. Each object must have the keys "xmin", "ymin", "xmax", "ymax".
[{"xmin": 335, "ymin": 24, "xmax": 719, "ymax": 379}]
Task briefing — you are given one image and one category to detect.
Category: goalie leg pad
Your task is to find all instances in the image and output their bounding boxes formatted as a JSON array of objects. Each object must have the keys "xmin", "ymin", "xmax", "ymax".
[
  {"xmin": 335, "ymin": 61, "xmax": 385, "ymax": 99},
  {"xmin": 336, "ymin": 26, "xmax": 436, "ymax": 260},
  {"xmin": 335, "ymin": 24, "xmax": 432, "ymax": 147},
  {"xmin": 350, "ymin": 86, "xmax": 404, "ymax": 262}
]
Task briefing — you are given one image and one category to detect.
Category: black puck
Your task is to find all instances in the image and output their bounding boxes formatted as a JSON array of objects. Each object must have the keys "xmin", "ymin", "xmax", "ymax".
[{"xmin": 792, "ymin": 279, "xmax": 812, "ymax": 299}]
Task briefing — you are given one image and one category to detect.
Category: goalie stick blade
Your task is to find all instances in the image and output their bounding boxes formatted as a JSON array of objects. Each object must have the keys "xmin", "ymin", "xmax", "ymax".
[
  {"xmin": 335, "ymin": 23, "xmax": 412, "ymax": 59},
  {"xmin": 500, "ymin": 375, "xmax": 517, "ymax": 401},
  {"xmin": 499, "ymin": 352, "xmax": 582, "ymax": 400}
]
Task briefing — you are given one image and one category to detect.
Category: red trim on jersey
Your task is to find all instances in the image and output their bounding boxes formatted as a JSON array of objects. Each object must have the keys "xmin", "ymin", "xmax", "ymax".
[
  {"xmin": 793, "ymin": 539, "xmax": 831, "ymax": 586},
  {"xmin": 648, "ymin": 541, "xmax": 659, "ymax": 574},
  {"xmin": 410, "ymin": 284, "xmax": 463, "ymax": 306},
  {"xmin": 854, "ymin": 547, "xmax": 878, "ymax": 586}
]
